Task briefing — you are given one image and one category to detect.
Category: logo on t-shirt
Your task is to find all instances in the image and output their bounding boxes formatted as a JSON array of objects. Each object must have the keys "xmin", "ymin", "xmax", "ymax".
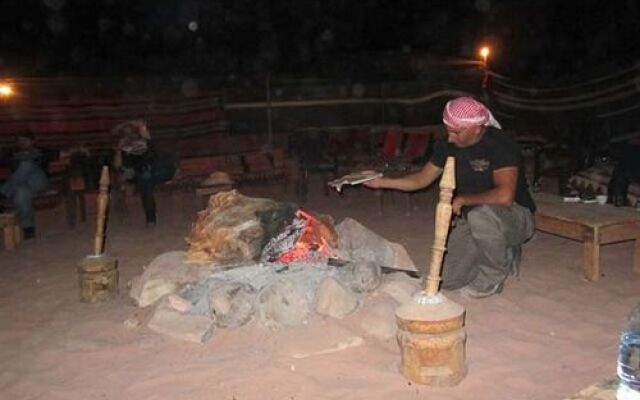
[{"xmin": 469, "ymin": 158, "xmax": 490, "ymax": 172}]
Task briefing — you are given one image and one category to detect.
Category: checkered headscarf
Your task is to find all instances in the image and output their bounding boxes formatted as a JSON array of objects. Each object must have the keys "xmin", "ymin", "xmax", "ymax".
[{"xmin": 442, "ymin": 97, "xmax": 502, "ymax": 130}]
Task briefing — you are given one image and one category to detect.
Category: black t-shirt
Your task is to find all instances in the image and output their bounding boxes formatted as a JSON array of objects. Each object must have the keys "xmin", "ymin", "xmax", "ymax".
[
  {"xmin": 122, "ymin": 144, "xmax": 157, "ymax": 175},
  {"xmin": 430, "ymin": 128, "xmax": 536, "ymax": 213}
]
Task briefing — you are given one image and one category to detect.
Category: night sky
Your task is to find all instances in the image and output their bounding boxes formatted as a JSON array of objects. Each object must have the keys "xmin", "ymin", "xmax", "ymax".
[{"xmin": 0, "ymin": 0, "xmax": 639, "ymax": 84}]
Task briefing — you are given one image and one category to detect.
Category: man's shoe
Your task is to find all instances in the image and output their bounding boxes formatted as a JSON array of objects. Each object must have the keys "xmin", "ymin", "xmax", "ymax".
[
  {"xmin": 459, "ymin": 281, "xmax": 504, "ymax": 299},
  {"xmin": 507, "ymin": 245, "xmax": 523, "ymax": 277},
  {"xmin": 22, "ymin": 227, "xmax": 36, "ymax": 240}
]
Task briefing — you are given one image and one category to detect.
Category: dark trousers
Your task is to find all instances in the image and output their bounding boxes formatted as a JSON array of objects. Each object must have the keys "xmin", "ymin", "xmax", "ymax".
[
  {"xmin": 135, "ymin": 157, "xmax": 176, "ymax": 224},
  {"xmin": 609, "ymin": 163, "xmax": 640, "ymax": 206},
  {"xmin": 137, "ymin": 177, "xmax": 157, "ymax": 223},
  {"xmin": 0, "ymin": 161, "xmax": 48, "ymax": 228},
  {"xmin": 441, "ymin": 204, "xmax": 535, "ymax": 291}
]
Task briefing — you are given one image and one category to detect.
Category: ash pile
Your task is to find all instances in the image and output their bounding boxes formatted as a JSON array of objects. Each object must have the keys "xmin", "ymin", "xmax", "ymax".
[{"xmin": 128, "ymin": 190, "xmax": 419, "ymax": 343}]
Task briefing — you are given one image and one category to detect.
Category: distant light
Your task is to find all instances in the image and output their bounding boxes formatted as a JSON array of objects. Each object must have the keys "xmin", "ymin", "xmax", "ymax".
[
  {"xmin": 188, "ymin": 21, "xmax": 198, "ymax": 32},
  {"xmin": 479, "ymin": 46, "xmax": 490, "ymax": 64},
  {"xmin": 0, "ymin": 84, "xmax": 13, "ymax": 98}
]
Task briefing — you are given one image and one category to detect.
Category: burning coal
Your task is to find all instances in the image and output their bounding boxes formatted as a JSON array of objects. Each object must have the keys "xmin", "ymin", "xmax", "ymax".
[
  {"xmin": 262, "ymin": 209, "xmax": 338, "ymax": 264},
  {"xmin": 185, "ymin": 190, "xmax": 338, "ymax": 266}
]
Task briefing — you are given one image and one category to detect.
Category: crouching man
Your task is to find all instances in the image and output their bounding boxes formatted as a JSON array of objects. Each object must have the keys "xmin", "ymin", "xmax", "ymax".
[{"xmin": 365, "ymin": 97, "xmax": 536, "ymax": 298}]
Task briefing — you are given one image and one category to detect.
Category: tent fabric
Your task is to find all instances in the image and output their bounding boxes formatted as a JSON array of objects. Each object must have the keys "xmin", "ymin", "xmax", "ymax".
[{"xmin": 0, "ymin": 92, "xmax": 227, "ymax": 157}]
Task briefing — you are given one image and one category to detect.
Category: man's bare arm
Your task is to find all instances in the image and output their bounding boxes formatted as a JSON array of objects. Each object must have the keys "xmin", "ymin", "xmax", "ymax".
[{"xmin": 364, "ymin": 162, "xmax": 443, "ymax": 192}]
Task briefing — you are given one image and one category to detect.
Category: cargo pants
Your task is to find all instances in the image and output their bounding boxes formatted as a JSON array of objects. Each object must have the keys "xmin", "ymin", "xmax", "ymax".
[{"xmin": 440, "ymin": 203, "xmax": 535, "ymax": 292}]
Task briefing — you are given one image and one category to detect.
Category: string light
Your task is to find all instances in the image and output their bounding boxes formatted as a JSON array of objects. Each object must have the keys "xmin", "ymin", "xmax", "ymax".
[{"xmin": 479, "ymin": 46, "xmax": 490, "ymax": 65}]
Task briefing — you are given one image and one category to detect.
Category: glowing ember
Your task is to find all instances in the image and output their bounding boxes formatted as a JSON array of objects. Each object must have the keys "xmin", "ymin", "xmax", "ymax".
[{"xmin": 277, "ymin": 209, "xmax": 338, "ymax": 264}]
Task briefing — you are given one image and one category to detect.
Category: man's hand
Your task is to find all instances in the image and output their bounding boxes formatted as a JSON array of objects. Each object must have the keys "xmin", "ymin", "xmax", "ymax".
[
  {"xmin": 363, "ymin": 177, "xmax": 385, "ymax": 189},
  {"xmin": 452, "ymin": 195, "xmax": 466, "ymax": 215}
]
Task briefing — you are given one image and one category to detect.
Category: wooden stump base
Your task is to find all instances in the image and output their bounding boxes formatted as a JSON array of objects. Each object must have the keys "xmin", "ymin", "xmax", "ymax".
[
  {"xmin": 395, "ymin": 296, "xmax": 467, "ymax": 386},
  {"xmin": 0, "ymin": 212, "xmax": 21, "ymax": 250},
  {"xmin": 77, "ymin": 255, "xmax": 119, "ymax": 303}
]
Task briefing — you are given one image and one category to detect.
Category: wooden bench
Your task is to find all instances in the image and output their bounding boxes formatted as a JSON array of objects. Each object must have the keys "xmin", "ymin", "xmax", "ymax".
[
  {"xmin": 240, "ymin": 149, "xmax": 291, "ymax": 186},
  {"xmin": 179, "ymin": 149, "xmax": 295, "ymax": 191},
  {"xmin": 534, "ymin": 193, "xmax": 640, "ymax": 281}
]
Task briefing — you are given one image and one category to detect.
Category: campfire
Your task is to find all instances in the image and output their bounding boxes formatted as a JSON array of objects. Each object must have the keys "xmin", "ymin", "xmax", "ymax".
[
  {"xmin": 129, "ymin": 190, "xmax": 419, "ymax": 343},
  {"xmin": 185, "ymin": 190, "xmax": 339, "ymax": 266},
  {"xmin": 262, "ymin": 209, "xmax": 338, "ymax": 264}
]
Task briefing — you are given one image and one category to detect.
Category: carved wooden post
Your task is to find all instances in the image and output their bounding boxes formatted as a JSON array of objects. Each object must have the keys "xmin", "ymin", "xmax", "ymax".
[
  {"xmin": 94, "ymin": 166, "xmax": 110, "ymax": 256},
  {"xmin": 425, "ymin": 156, "xmax": 455, "ymax": 295},
  {"xmin": 78, "ymin": 165, "xmax": 118, "ymax": 303},
  {"xmin": 395, "ymin": 156, "xmax": 466, "ymax": 387}
]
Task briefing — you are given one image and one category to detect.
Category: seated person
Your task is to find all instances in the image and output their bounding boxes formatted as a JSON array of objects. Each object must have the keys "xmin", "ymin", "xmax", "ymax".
[
  {"xmin": 608, "ymin": 139, "xmax": 640, "ymax": 207},
  {"xmin": 113, "ymin": 120, "xmax": 176, "ymax": 226},
  {"xmin": 0, "ymin": 132, "xmax": 49, "ymax": 239}
]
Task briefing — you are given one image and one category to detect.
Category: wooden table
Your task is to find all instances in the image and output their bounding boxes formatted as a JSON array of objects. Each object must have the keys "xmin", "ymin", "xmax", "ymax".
[
  {"xmin": 534, "ymin": 193, "xmax": 640, "ymax": 281},
  {"xmin": 0, "ymin": 212, "xmax": 21, "ymax": 250}
]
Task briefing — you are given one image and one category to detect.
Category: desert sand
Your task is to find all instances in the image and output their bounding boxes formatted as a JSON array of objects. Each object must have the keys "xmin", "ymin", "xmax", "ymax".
[{"xmin": 1, "ymin": 180, "xmax": 638, "ymax": 400}]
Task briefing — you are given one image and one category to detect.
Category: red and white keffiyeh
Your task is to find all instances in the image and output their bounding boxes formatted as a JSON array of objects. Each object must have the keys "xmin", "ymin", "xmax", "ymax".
[{"xmin": 442, "ymin": 96, "xmax": 502, "ymax": 130}]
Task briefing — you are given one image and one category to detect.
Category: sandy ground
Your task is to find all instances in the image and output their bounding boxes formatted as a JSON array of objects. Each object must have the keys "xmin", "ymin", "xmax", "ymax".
[{"xmin": 1, "ymin": 179, "xmax": 639, "ymax": 400}]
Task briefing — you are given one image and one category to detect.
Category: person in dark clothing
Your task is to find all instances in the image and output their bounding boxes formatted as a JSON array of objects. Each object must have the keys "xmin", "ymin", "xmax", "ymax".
[
  {"xmin": 365, "ymin": 97, "xmax": 535, "ymax": 299},
  {"xmin": 114, "ymin": 120, "xmax": 176, "ymax": 226},
  {"xmin": 0, "ymin": 132, "xmax": 49, "ymax": 239},
  {"xmin": 608, "ymin": 141, "xmax": 640, "ymax": 207}
]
